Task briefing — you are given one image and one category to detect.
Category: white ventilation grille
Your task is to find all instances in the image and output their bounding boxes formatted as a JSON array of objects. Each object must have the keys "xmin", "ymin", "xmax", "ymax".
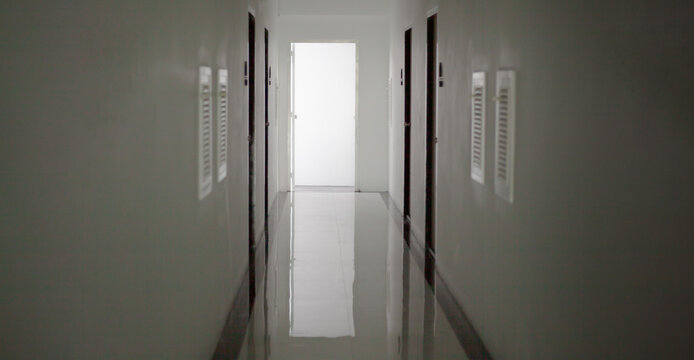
[
  {"xmin": 217, "ymin": 69, "xmax": 228, "ymax": 182},
  {"xmin": 494, "ymin": 70, "xmax": 516, "ymax": 203},
  {"xmin": 198, "ymin": 66, "xmax": 213, "ymax": 200},
  {"xmin": 471, "ymin": 72, "xmax": 486, "ymax": 184}
]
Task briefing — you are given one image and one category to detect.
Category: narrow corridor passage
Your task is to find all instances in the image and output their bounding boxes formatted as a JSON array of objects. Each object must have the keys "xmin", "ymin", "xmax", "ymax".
[{"xmin": 236, "ymin": 191, "xmax": 469, "ymax": 359}]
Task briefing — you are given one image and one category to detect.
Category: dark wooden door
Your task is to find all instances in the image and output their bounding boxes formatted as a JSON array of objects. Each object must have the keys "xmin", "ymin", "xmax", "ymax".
[
  {"xmin": 404, "ymin": 28, "xmax": 413, "ymax": 238},
  {"xmin": 425, "ymin": 14, "xmax": 437, "ymax": 255},
  {"xmin": 264, "ymin": 28, "xmax": 269, "ymax": 224},
  {"xmin": 248, "ymin": 12, "xmax": 256, "ymax": 312}
]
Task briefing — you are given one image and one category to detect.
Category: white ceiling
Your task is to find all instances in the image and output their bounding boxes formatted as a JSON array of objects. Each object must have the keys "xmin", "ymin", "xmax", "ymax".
[{"xmin": 278, "ymin": 0, "xmax": 389, "ymax": 16}]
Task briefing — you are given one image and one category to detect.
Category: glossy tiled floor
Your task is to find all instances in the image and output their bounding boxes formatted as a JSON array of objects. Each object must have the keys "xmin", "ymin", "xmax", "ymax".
[{"xmin": 237, "ymin": 192, "xmax": 469, "ymax": 360}]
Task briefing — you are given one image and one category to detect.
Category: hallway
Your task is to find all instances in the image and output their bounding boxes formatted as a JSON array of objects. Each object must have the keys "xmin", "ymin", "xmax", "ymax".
[
  {"xmin": 234, "ymin": 191, "xmax": 468, "ymax": 359},
  {"xmin": 2, "ymin": 1, "xmax": 693, "ymax": 359}
]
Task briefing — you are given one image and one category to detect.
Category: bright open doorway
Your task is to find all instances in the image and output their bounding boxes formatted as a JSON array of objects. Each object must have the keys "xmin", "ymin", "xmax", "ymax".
[{"xmin": 290, "ymin": 42, "xmax": 357, "ymax": 190}]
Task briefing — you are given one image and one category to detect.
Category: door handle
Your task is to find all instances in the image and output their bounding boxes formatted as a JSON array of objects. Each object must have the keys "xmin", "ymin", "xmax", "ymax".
[
  {"xmin": 244, "ymin": 62, "xmax": 249, "ymax": 86},
  {"xmin": 438, "ymin": 63, "xmax": 444, "ymax": 87}
]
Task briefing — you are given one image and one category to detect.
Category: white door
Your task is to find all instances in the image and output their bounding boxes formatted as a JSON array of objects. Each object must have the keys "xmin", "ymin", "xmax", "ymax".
[{"xmin": 292, "ymin": 42, "xmax": 356, "ymax": 187}]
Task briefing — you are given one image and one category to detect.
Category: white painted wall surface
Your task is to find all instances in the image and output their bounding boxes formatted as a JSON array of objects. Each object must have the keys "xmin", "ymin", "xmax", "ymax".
[
  {"xmin": 0, "ymin": 0, "xmax": 279, "ymax": 358},
  {"xmin": 278, "ymin": 15, "xmax": 390, "ymax": 192},
  {"xmin": 388, "ymin": 0, "xmax": 694, "ymax": 359},
  {"xmin": 279, "ymin": 0, "xmax": 389, "ymax": 16}
]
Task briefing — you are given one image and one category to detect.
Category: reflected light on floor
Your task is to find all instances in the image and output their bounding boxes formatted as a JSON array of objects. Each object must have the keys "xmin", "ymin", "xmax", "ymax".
[{"xmin": 290, "ymin": 193, "xmax": 355, "ymax": 338}]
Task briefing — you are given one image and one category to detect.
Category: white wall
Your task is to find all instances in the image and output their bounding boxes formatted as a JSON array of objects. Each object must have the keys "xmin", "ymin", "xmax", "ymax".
[
  {"xmin": 279, "ymin": 0, "xmax": 389, "ymax": 16},
  {"xmin": 388, "ymin": 0, "xmax": 694, "ymax": 359},
  {"xmin": 278, "ymin": 15, "xmax": 390, "ymax": 192},
  {"xmin": 0, "ymin": 0, "xmax": 279, "ymax": 358}
]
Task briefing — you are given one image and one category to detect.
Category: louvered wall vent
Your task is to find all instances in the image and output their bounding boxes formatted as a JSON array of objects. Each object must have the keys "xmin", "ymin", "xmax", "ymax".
[
  {"xmin": 217, "ymin": 69, "xmax": 228, "ymax": 182},
  {"xmin": 470, "ymin": 72, "xmax": 486, "ymax": 184},
  {"xmin": 494, "ymin": 70, "xmax": 516, "ymax": 203},
  {"xmin": 198, "ymin": 66, "xmax": 213, "ymax": 200}
]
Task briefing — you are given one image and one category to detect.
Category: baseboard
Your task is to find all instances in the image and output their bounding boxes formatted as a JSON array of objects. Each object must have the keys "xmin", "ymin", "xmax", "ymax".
[
  {"xmin": 379, "ymin": 192, "xmax": 493, "ymax": 360},
  {"xmin": 212, "ymin": 192, "xmax": 287, "ymax": 360},
  {"xmin": 211, "ymin": 268, "xmax": 249, "ymax": 359}
]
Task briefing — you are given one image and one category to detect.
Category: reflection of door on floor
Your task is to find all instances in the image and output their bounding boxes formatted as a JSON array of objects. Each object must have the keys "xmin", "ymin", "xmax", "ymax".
[
  {"xmin": 289, "ymin": 193, "xmax": 355, "ymax": 338},
  {"xmin": 291, "ymin": 42, "xmax": 356, "ymax": 188}
]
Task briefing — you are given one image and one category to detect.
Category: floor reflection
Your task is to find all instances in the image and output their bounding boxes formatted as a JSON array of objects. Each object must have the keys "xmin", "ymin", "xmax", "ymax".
[
  {"xmin": 237, "ymin": 192, "xmax": 469, "ymax": 360},
  {"xmin": 290, "ymin": 192, "xmax": 355, "ymax": 338}
]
